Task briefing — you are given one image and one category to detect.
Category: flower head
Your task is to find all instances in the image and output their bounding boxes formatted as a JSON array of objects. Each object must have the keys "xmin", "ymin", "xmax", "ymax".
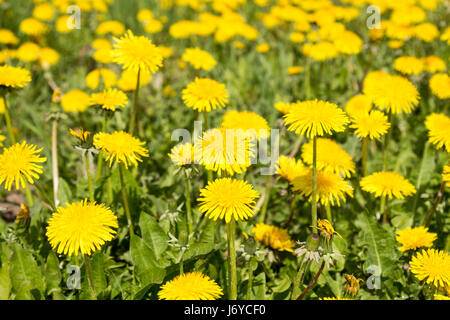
[
  {"xmin": 182, "ymin": 78, "xmax": 229, "ymax": 112},
  {"xmin": 393, "ymin": 56, "xmax": 424, "ymax": 75},
  {"xmin": 158, "ymin": 272, "xmax": 223, "ymax": 300},
  {"xmin": 274, "ymin": 101, "xmax": 294, "ymax": 115},
  {"xmin": 409, "ymin": 249, "xmax": 450, "ymax": 288},
  {"xmin": 396, "ymin": 226, "xmax": 437, "ymax": 252},
  {"xmin": 276, "ymin": 155, "xmax": 307, "ymax": 183},
  {"xmin": 182, "ymin": 48, "xmax": 216, "ymax": 71},
  {"xmin": 343, "ymin": 274, "xmax": 363, "ymax": 296},
  {"xmin": 301, "ymin": 138, "xmax": 355, "ymax": 178},
  {"xmin": 360, "ymin": 171, "xmax": 416, "ymax": 199},
  {"xmin": 111, "ymin": 30, "xmax": 163, "ymax": 74},
  {"xmin": 46, "ymin": 200, "xmax": 118, "ymax": 256},
  {"xmin": 61, "ymin": 90, "xmax": 90, "ymax": 113},
  {"xmin": 85, "ymin": 68, "xmax": 117, "ymax": 90},
  {"xmin": 168, "ymin": 142, "xmax": 194, "ymax": 166},
  {"xmin": 0, "ymin": 65, "xmax": 31, "ymax": 89},
  {"xmin": 429, "ymin": 74, "xmax": 450, "ymax": 100},
  {"xmin": 283, "ymin": 100, "xmax": 349, "ymax": 138},
  {"xmin": 221, "ymin": 110, "xmax": 270, "ymax": 140},
  {"xmin": 70, "ymin": 128, "xmax": 92, "ymax": 145},
  {"xmin": 0, "ymin": 141, "xmax": 46, "ymax": 191},
  {"xmin": 252, "ymin": 223, "xmax": 295, "ymax": 252},
  {"xmin": 345, "ymin": 94, "xmax": 372, "ymax": 118},
  {"xmin": 312, "ymin": 219, "xmax": 343, "ymax": 243},
  {"xmin": 117, "ymin": 68, "xmax": 151, "ymax": 91},
  {"xmin": 443, "ymin": 165, "xmax": 450, "ymax": 188},
  {"xmin": 198, "ymin": 178, "xmax": 259, "ymax": 223},
  {"xmin": 425, "ymin": 113, "xmax": 450, "ymax": 152},
  {"xmin": 350, "ymin": 110, "xmax": 391, "ymax": 140},
  {"xmin": 292, "ymin": 168, "xmax": 353, "ymax": 206},
  {"xmin": 94, "ymin": 131, "xmax": 149, "ymax": 168},
  {"xmin": 89, "ymin": 88, "xmax": 128, "ymax": 111}
]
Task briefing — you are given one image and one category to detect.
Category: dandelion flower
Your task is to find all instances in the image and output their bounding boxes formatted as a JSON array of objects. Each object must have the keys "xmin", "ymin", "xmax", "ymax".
[
  {"xmin": 435, "ymin": 294, "xmax": 450, "ymax": 300},
  {"xmin": 320, "ymin": 296, "xmax": 351, "ymax": 300},
  {"xmin": 158, "ymin": 272, "xmax": 223, "ymax": 300},
  {"xmin": 19, "ymin": 18, "xmax": 49, "ymax": 36},
  {"xmin": 198, "ymin": 178, "xmax": 259, "ymax": 223},
  {"xmin": 61, "ymin": 90, "xmax": 90, "ymax": 113},
  {"xmin": 312, "ymin": 219, "xmax": 342, "ymax": 243},
  {"xmin": 409, "ymin": 249, "xmax": 450, "ymax": 288},
  {"xmin": 96, "ymin": 20, "xmax": 125, "ymax": 36},
  {"xmin": 252, "ymin": 223, "xmax": 295, "ymax": 252},
  {"xmin": 345, "ymin": 95, "xmax": 372, "ymax": 118},
  {"xmin": 16, "ymin": 42, "xmax": 40, "ymax": 62},
  {"xmin": 301, "ymin": 138, "xmax": 355, "ymax": 178},
  {"xmin": 274, "ymin": 101, "xmax": 293, "ymax": 115},
  {"xmin": 46, "ymin": 200, "xmax": 118, "ymax": 257},
  {"xmin": 111, "ymin": 30, "xmax": 163, "ymax": 74},
  {"xmin": 182, "ymin": 78, "xmax": 229, "ymax": 112},
  {"xmin": 443, "ymin": 165, "xmax": 450, "ymax": 188},
  {"xmin": 276, "ymin": 155, "xmax": 307, "ymax": 183},
  {"xmin": 256, "ymin": 43, "xmax": 270, "ymax": 53},
  {"xmin": 425, "ymin": 113, "xmax": 450, "ymax": 152},
  {"xmin": 0, "ymin": 141, "xmax": 46, "ymax": 191},
  {"xmin": 0, "ymin": 130, "xmax": 6, "ymax": 147},
  {"xmin": 350, "ymin": 110, "xmax": 390, "ymax": 140},
  {"xmin": 284, "ymin": 100, "xmax": 349, "ymax": 138},
  {"xmin": 194, "ymin": 128, "xmax": 254, "ymax": 176},
  {"xmin": 429, "ymin": 74, "xmax": 450, "ymax": 100},
  {"xmin": 396, "ymin": 226, "xmax": 437, "ymax": 252},
  {"xmin": 292, "ymin": 168, "xmax": 353, "ymax": 207},
  {"xmin": 0, "ymin": 29, "xmax": 19, "ymax": 45},
  {"xmin": 302, "ymin": 42, "xmax": 338, "ymax": 61},
  {"xmin": 85, "ymin": 68, "xmax": 117, "ymax": 90},
  {"xmin": 393, "ymin": 56, "xmax": 424, "ymax": 75},
  {"xmin": 363, "ymin": 73, "xmax": 419, "ymax": 114},
  {"xmin": 422, "ymin": 56, "xmax": 446, "ymax": 73},
  {"xmin": 94, "ymin": 131, "xmax": 149, "ymax": 168},
  {"xmin": 360, "ymin": 171, "xmax": 416, "ymax": 199},
  {"xmin": 414, "ymin": 23, "xmax": 439, "ymax": 42},
  {"xmin": 221, "ymin": 110, "xmax": 270, "ymax": 140},
  {"xmin": 182, "ymin": 48, "xmax": 217, "ymax": 71},
  {"xmin": 89, "ymin": 88, "xmax": 128, "ymax": 111},
  {"xmin": 168, "ymin": 142, "xmax": 194, "ymax": 166},
  {"xmin": 117, "ymin": 68, "xmax": 151, "ymax": 91},
  {"xmin": 0, "ymin": 65, "xmax": 31, "ymax": 89},
  {"xmin": 287, "ymin": 66, "xmax": 303, "ymax": 75}
]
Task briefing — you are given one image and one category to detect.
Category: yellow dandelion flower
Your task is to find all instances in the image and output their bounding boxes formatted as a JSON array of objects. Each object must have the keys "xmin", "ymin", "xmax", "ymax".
[
  {"xmin": 287, "ymin": 66, "xmax": 303, "ymax": 75},
  {"xmin": 302, "ymin": 41, "xmax": 338, "ymax": 61},
  {"xmin": 393, "ymin": 56, "xmax": 424, "ymax": 75},
  {"xmin": 96, "ymin": 20, "xmax": 125, "ymax": 36},
  {"xmin": 111, "ymin": 30, "xmax": 163, "ymax": 74},
  {"xmin": 17, "ymin": 42, "xmax": 40, "ymax": 62},
  {"xmin": 33, "ymin": 3, "xmax": 55, "ymax": 21},
  {"xmin": 0, "ymin": 130, "xmax": 6, "ymax": 147},
  {"xmin": 441, "ymin": 26, "xmax": 450, "ymax": 45},
  {"xmin": 388, "ymin": 40, "xmax": 404, "ymax": 49},
  {"xmin": 256, "ymin": 43, "xmax": 270, "ymax": 53},
  {"xmin": 350, "ymin": 110, "xmax": 391, "ymax": 140},
  {"xmin": 311, "ymin": 219, "xmax": 342, "ymax": 242},
  {"xmin": 422, "ymin": 56, "xmax": 446, "ymax": 73},
  {"xmin": 429, "ymin": 74, "xmax": 450, "ymax": 100},
  {"xmin": 221, "ymin": 110, "xmax": 270, "ymax": 140},
  {"xmin": 333, "ymin": 31, "xmax": 362, "ymax": 55},
  {"xmin": 410, "ymin": 249, "xmax": 450, "ymax": 288},
  {"xmin": 55, "ymin": 16, "xmax": 73, "ymax": 34},
  {"xmin": 69, "ymin": 128, "xmax": 92, "ymax": 143},
  {"xmin": 182, "ymin": 78, "xmax": 229, "ymax": 113},
  {"xmin": 343, "ymin": 274, "xmax": 363, "ymax": 296},
  {"xmin": 301, "ymin": 138, "xmax": 355, "ymax": 178},
  {"xmin": 289, "ymin": 32, "xmax": 305, "ymax": 43},
  {"xmin": 414, "ymin": 23, "xmax": 439, "ymax": 42},
  {"xmin": 396, "ymin": 226, "xmax": 437, "ymax": 252},
  {"xmin": 61, "ymin": 90, "xmax": 90, "ymax": 113},
  {"xmin": 198, "ymin": 178, "xmax": 259, "ymax": 223},
  {"xmin": 0, "ymin": 29, "xmax": 19, "ymax": 45},
  {"xmin": 117, "ymin": 68, "xmax": 151, "ymax": 91},
  {"xmin": 85, "ymin": 68, "xmax": 117, "ymax": 90},
  {"xmin": 19, "ymin": 18, "xmax": 49, "ymax": 36},
  {"xmin": 443, "ymin": 165, "xmax": 450, "ymax": 188},
  {"xmin": 182, "ymin": 48, "xmax": 217, "ymax": 71},
  {"xmin": 168, "ymin": 142, "xmax": 194, "ymax": 166},
  {"xmin": 89, "ymin": 88, "xmax": 128, "ymax": 111},
  {"xmin": 435, "ymin": 294, "xmax": 450, "ymax": 300},
  {"xmin": 0, "ymin": 65, "xmax": 31, "ymax": 89},
  {"xmin": 252, "ymin": 223, "xmax": 295, "ymax": 252},
  {"xmin": 276, "ymin": 155, "xmax": 307, "ymax": 183},
  {"xmin": 320, "ymin": 296, "xmax": 351, "ymax": 300},
  {"xmin": 425, "ymin": 113, "xmax": 450, "ymax": 152},
  {"xmin": 292, "ymin": 168, "xmax": 353, "ymax": 207},
  {"xmin": 274, "ymin": 101, "xmax": 293, "ymax": 115},
  {"xmin": 46, "ymin": 200, "xmax": 118, "ymax": 257},
  {"xmin": 0, "ymin": 97, "xmax": 4, "ymax": 113},
  {"xmin": 194, "ymin": 128, "xmax": 254, "ymax": 176},
  {"xmin": 93, "ymin": 131, "xmax": 149, "ymax": 169},
  {"xmin": 39, "ymin": 47, "xmax": 60, "ymax": 68},
  {"xmin": 363, "ymin": 73, "xmax": 419, "ymax": 114},
  {"xmin": 0, "ymin": 141, "xmax": 46, "ymax": 191},
  {"xmin": 284, "ymin": 99, "xmax": 349, "ymax": 138},
  {"xmin": 360, "ymin": 171, "xmax": 416, "ymax": 199},
  {"xmin": 143, "ymin": 19, "xmax": 163, "ymax": 34},
  {"xmin": 158, "ymin": 272, "xmax": 223, "ymax": 300}
]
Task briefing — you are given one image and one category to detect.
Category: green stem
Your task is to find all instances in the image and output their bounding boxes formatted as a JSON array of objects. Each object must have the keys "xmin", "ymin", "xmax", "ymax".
[
  {"xmin": 83, "ymin": 254, "xmax": 97, "ymax": 300},
  {"xmin": 305, "ymin": 57, "xmax": 311, "ymax": 99},
  {"xmin": 383, "ymin": 111, "xmax": 392, "ymax": 171},
  {"xmin": 85, "ymin": 153, "xmax": 94, "ymax": 202},
  {"xmin": 2, "ymin": 94, "xmax": 16, "ymax": 145},
  {"xmin": 184, "ymin": 169, "xmax": 193, "ymax": 235},
  {"xmin": 381, "ymin": 195, "xmax": 388, "ymax": 224},
  {"xmin": 283, "ymin": 193, "xmax": 297, "ymax": 228},
  {"xmin": 227, "ymin": 219, "xmax": 237, "ymax": 300},
  {"xmin": 297, "ymin": 261, "xmax": 325, "ymax": 300},
  {"xmin": 312, "ymin": 136, "xmax": 318, "ymax": 229},
  {"xmin": 246, "ymin": 261, "xmax": 254, "ymax": 300},
  {"xmin": 326, "ymin": 205, "xmax": 332, "ymax": 223},
  {"xmin": 129, "ymin": 68, "xmax": 140, "ymax": 136},
  {"xmin": 362, "ymin": 137, "xmax": 368, "ymax": 177},
  {"xmin": 24, "ymin": 182, "xmax": 33, "ymax": 208},
  {"xmin": 119, "ymin": 163, "xmax": 134, "ymax": 236},
  {"xmin": 291, "ymin": 257, "xmax": 307, "ymax": 300},
  {"xmin": 259, "ymin": 175, "xmax": 273, "ymax": 223},
  {"xmin": 95, "ymin": 116, "xmax": 107, "ymax": 180},
  {"xmin": 51, "ymin": 120, "xmax": 59, "ymax": 208},
  {"xmin": 423, "ymin": 181, "xmax": 445, "ymax": 226},
  {"xmin": 106, "ymin": 165, "xmax": 113, "ymax": 205}
]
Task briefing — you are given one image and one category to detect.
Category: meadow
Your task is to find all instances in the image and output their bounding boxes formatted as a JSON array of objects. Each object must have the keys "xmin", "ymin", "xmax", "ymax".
[{"xmin": 0, "ymin": 0, "xmax": 449, "ymax": 300}]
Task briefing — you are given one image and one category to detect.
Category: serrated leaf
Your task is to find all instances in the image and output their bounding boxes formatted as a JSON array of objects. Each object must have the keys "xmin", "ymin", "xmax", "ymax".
[
  {"xmin": 56, "ymin": 178, "xmax": 72, "ymax": 205},
  {"xmin": 0, "ymin": 260, "xmax": 11, "ymax": 299},
  {"xmin": 130, "ymin": 235, "xmax": 166, "ymax": 286},
  {"xmin": 139, "ymin": 214, "xmax": 168, "ymax": 260},
  {"xmin": 44, "ymin": 252, "xmax": 62, "ymax": 298},
  {"xmin": 90, "ymin": 252, "xmax": 107, "ymax": 296}
]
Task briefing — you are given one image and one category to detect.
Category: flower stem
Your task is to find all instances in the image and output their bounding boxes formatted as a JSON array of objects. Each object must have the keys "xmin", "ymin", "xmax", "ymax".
[
  {"xmin": 312, "ymin": 136, "xmax": 318, "ymax": 229},
  {"xmin": 83, "ymin": 254, "xmax": 97, "ymax": 300},
  {"xmin": 383, "ymin": 111, "xmax": 392, "ymax": 171},
  {"xmin": 24, "ymin": 182, "xmax": 34, "ymax": 208},
  {"xmin": 95, "ymin": 115, "xmax": 107, "ymax": 180},
  {"xmin": 85, "ymin": 153, "xmax": 94, "ymax": 202},
  {"xmin": 118, "ymin": 163, "xmax": 134, "ymax": 236},
  {"xmin": 326, "ymin": 204, "xmax": 332, "ymax": 223},
  {"xmin": 305, "ymin": 57, "xmax": 311, "ymax": 99},
  {"xmin": 129, "ymin": 68, "xmax": 140, "ymax": 136},
  {"xmin": 423, "ymin": 181, "xmax": 445, "ymax": 226},
  {"xmin": 184, "ymin": 169, "xmax": 193, "ymax": 235},
  {"xmin": 381, "ymin": 195, "xmax": 388, "ymax": 224},
  {"xmin": 51, "ymin": 119, "xmax": 59, "ymax": 208},
  {"xmin": 291, "ymin": 257, "xmax": 307, "ymax": 300},
  {"xmin": 2, "ymin": 94, "xmax": 16, "ymax": 145},
  {"xmin": 283, "ymin": 193, "xmax": 297, "ymax": 228},
  {"xmin": 106, "ymin": 165, "xmax": 113, "ymax": 204},
  {"xmin": 259, "ymin": 175, "xmax": 273, "ymax": 223},
  {"xmin": 362, "ymin": 137, "xmax": 368, "ymax": 177},
  {"xmin": 246, "ymin": 261, "xmax": 254, "ymax": 300},
  {"xmin": 297, "ymin": 261, "xmax": 325, "ymax": 300},
  {"xmin": 227, "ymin": 219, "xmax": 237, "ymax": 300}
]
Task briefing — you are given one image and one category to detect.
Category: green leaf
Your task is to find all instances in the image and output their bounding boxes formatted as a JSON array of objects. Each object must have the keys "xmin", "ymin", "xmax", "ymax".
[
  {"xmin": 9, "ymin": 243, "xmax": 45, "ymax": 300},
  {"xmin": 139, "ymin": 214, "xmax": 168, "ymax": 260},
  {"xmin": 251, "ymin": 273, "xmax": 266, "ymax": 299},
  {"xmin": 0, "ymin": 260, "xmax": 11, "ymax": 299},
  {"xmin": 90, "ymin": 252, "xmax": 107, "ymax": 296},
  {"xmin": 130, "ymin": 235, "xmax": 166, "ymax": 286},
  {"xmin": 56, "ymin": 178, "xmax": 72, "ymax": 205},
  {"xmin": 44, "ymin": 252, "xmax": 62, "ymax": 298}
]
